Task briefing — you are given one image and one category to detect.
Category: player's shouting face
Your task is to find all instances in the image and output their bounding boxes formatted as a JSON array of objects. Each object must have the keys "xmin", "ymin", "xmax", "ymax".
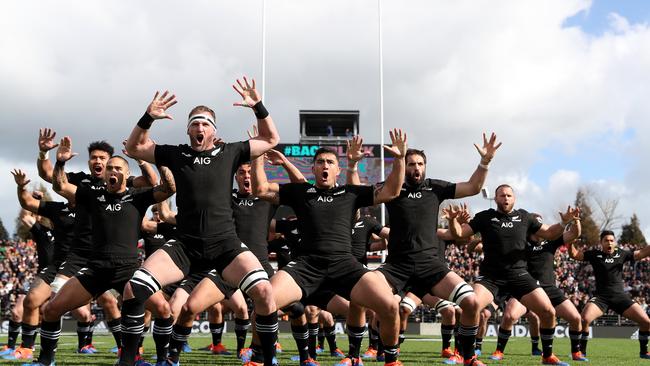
[
  {"xmin": 104, "ymin": 156, "xmax": 130, "ymax": 193},
  {"xmin": 88, "ymin": 149, "xmax": 110, "ymax": 178},
  {"xmin": 312, "ymin": 151, "xmax": 340, "ymax": 189}
]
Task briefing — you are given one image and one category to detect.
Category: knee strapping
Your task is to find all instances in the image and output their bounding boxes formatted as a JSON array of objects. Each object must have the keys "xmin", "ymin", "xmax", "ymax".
[
  {"xmin": 129, "ymin": 268, "xmax": 161, "ymax": 301},
  {"xmin": 238, "ymin": 269, "xmax": 269, "ymax": 295},
  {"xmin": 400, "ymin": 297, "xmax": 418, "ymax": 313},
  {"xmin": 282, "ymin": 302, "xmax": 305, "ymax": 319},
  {"xmin": 434, "ymin": 299, "xmax": 455, "ymax": 312},
  {"xmin": 448, "ymin": 282, "xmax": 473, "ymax": 305}
]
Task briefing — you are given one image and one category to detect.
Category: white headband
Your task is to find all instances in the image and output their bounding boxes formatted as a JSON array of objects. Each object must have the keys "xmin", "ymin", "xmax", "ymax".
[{"xmin": 187, "ymin": 113, "xmax": 216, "ymax": 130}]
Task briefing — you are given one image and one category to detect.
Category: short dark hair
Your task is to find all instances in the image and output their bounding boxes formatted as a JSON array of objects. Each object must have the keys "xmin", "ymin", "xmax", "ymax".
[
  {"xmin": 494, "ymin": 184, "xmax": 514, "ymax": 196},
  {"xmin": 405, "ymin": 149, "xmax": 426, "ymax": 164},
  {"xmin": 313, "ymin": 147, "xmax": 339, "ymax": 164},
  {"xmin": 87, "ymin": 141, "xmax": 114, "ymax": 156},
  {"xmin": 189, "ymin": 105, "xmax": 216, "ymax": 120},
  {"xmin": 108, "ymin": 155, "xmax": 130, "ymax": 168},
  {"xmin": 600, "ymin": 230, "xmax": 615, "ymax": 240}
]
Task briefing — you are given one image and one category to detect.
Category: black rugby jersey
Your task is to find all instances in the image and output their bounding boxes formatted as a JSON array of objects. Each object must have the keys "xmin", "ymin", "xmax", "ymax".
[
  {"xmin": 75, "ymin": 186, "xmax": 155, "ymax": 260},
  {"xmin": 30, "ymin": 222, "xmax": 55, "ymax": 269},
  {"xmin": 385, "ymin": 179, "xmax": 455, "ymax": 261},
  {"xmin": 583, "ymin": 248, "xmax": 633, "ymax": 296},
  {"xmin": 154, "ymin": 142, "xmax": 250, "ymax": 243},
  {"xmin": 67, "ymin": 172, "xmax": 135, "ymax": 257},
  {"xmin": 142, "ymin": 222, "xmax": 176, "ymax": 256},
  {"xmin": 273, "ymin": 218, "xmax": 301, "ymax": 263},
  {"xmin": 468, "ymin": 208, "xmax": 542, "ymax": 275},
  {"xmin": 232, "ymin": 190, "xmax": 277, "ymax": 261},
  {"xmin": 351, "ymin": 216, "xmax": 383, "ymax": 264},
  {"xmin": 526, "ymin": 237, "xmax": 564, "ymax": 286},
  {"xmin": 279, "ymin": 183, "xmax": 374, "ymax": 257},
  {"xmin": 37, "ymin": 201, "xmax": 76, "ymax": 263}
]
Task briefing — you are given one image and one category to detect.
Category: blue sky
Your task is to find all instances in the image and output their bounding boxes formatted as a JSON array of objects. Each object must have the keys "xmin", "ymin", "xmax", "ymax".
[{"xmin": 565, "ymin": 0, "xmax": 650, "ymax": 34}]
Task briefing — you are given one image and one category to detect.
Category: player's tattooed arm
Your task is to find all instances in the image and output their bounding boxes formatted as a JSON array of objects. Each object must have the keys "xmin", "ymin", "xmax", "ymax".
[
  {"xmin": 265, "ymin": 149, "xmax": 307, "ymax": 183},
  {"xmin": 141, "ymin": 216, "xmax": 158, "ymax": 234},
  {"xmin": 52, "ymin": 136, "xmax": 78, "ymax": 203},
  {"xmin": 37, "ymin": 128, "xmax": 59, "ymax": 183},
  {"xmin": 158, "ymin": 200, "xmax": 177, "ymax": 225},
  {"xmin": 455, "ymin": 132, "xmax": 502, "ymax": 198},
  {"xmin": 11, "ymin": 169, "xmax": 40, "ymax": 213},
  {"xmin": 122, "ymin": 140, "xmax": 158, "ymax": 188},
  {"xmin": 374, "ymin": 129, "xmax": 407, "ymax": 205},
  {"xmin": 152, "ymin": 166, "xmax": 176, "ymax": 202},
  {"xmin": 126, "ymin": 91, "xmax": 177, "ymax": 164},
  {"xmin": 250, "ymin": 152, "xmax": 280, "ymax": 205},
  {"xmin": 346, "ymin": 135, "xmax": 364, "ymax": 185}
]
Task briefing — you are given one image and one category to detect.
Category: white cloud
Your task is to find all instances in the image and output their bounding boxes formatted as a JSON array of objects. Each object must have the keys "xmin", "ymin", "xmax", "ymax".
[{"xmin": 2, "ymin": 1, "xmax": 650, "ymax": 240}]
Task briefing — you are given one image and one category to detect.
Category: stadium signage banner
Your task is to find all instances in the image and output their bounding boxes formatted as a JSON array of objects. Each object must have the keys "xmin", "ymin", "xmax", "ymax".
[{"xmin": 278, "ymin": 144, "xmax": 382, "ymax": 158}]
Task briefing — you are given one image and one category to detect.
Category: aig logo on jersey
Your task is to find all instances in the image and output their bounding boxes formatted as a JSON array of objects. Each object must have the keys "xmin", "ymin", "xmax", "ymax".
[
  {"xmin": 407, "ymin": 192, "xmax": 422, "ymax": 199},
  {"xmin": 604, "ymin": 258, "xmax": 615, "ymax": 263},
  {"xmin": 238, "ymin": 199, "xmax": 254, "ymax": 206},
  {"xmin": 194, "ymin": 156, "xmax": 211, "ymax": 165},
  {"xmin": 501, "ymin": 221, "xmax": 514, "ymax": 228},
  {"xmin": 317, "ymin": 195, "xmax": 333, "ymax": 203},
  {"xmin": 105, "ymin": 203, "xmax": 122, "ymax": 212}
]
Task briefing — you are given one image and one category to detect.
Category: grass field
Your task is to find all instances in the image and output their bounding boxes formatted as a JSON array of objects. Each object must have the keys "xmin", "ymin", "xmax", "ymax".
[{"xmin": 1, "ymin": 334, "xmax": 645, "ymax": 365}]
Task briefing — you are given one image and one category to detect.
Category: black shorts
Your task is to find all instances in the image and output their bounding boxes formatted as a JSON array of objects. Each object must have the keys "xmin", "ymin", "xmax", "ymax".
[
  {"xmin": 281, "ymin": 255, "xmax": 369, "ymax": 300},
  {"xmin": 541, "ymin": 284, "xmax": 567, "ymax": 307},
  {"xmin": 476, "ymin": 270, "xmax": 540, "ymax": 301},
  {"xmin": 162, "ymin": 269, "xmax": 237, "ymax": 299},
  {"xmin": 377, "ymin": 257, "xmax": 450, "ymax": 299},
  {"xmin": 160, "ymin": 236, "xmax": 248, "ymax": 276},
  {"xmin": 588, "ymin": 293, "xmax": 635, "ymax": 315},
  {"xmin": 302, "ymin": 283, "xmax": 338, "ymax": 310},
  {"xmin": 57, "ymin": 252, "xmax": 88, "ymax": 278},
  {"xmin": 76, "ymin": 259, "xmax": 139, "ymax": 298},
  {"xmin": 36, "ymin": 261, "xmax": 65, "ymax": 285}
]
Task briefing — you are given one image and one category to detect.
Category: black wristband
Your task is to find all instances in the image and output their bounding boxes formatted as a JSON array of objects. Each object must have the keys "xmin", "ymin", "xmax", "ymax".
[
  {"xmin": 252, "ymin": 101, "xmax": 269, "ymax": 119},
  {"xmin": 54, "ymin": 160, "xmax": 66, "ymax": 168},
  {"xmin": 137, "ymin": 112, "xmax": 154, "ymax": 129}
]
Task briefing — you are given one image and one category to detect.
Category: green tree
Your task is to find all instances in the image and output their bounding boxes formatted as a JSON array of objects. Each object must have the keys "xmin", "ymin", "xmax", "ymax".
[
  {"xmin": 0, "ymin": 217, "xmax": 8, "ymax": 241},
  {"xmin": 14, "ymin": 210, "xmax": 32, "ymax": 241},
  {"xmin": 619, "ymin": 213, "xmax": 647, "ymax": 245},
  {"xmin": 575, "ymin": 189, "xmax": 600, "ymax": 246}
]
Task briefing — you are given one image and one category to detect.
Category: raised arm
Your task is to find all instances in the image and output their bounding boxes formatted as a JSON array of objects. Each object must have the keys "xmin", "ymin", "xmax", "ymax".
[
  {"xmin": 232, "ymin": 77, "xmax": 279, "ymax": 159},
  {"xmin": 535, "ymin": 206, "xmax": 578, "ymax": 241},
  {"xmin": 11, "ymin": 170, "xmax": 40, "ymax": 213},
  {"xmin": 36, "ymin": 128, "xmax": 60, "ymax": 183},
  {"xmin": 250, "ymin": 154, "xmax": 280, "ymax": 205},
  {"xmin": 562, "ymin": 208, "xmax": 581, "ymax": 243},
  {"xmin": 122, "ymin": 140, "xmax": 158, "ymax": 187},
  {"xmin": 568, "ymin": 239, "xmax": 585, "ymax": 261},
  {"xmin": 157, "ymin": 200, "xmax": 177, "ymax": 225},
  {"xmin": 265, "ymin": 149, "xmax": 306, "ymax": 183},
  {"xmin": 52, "ymin": 137, "xmax": 78, "ymax": 202},
  {"xmin": 634, "ymin": 245, "xmax": 650, "ymax": 261},
  {"xmin": 152, "ymin": 166, "xmax": 176, "ymax": 203},
  {"xmin": 141, "ymin": 216, "xmax": 158, "ymax": 234},
  {"xmin": 346, "ymin": 135, "xmax": 364, "ymax": 185},
  {"xmin": 455, "ymin": 132, "xmax": 502, "ymax": 198},
  {"xmin": 373, "ymin": 129, "xmax": 407, "ymax": 204},
  {"xmin": 445, "ymin": 205, "xmax": 476, "ymax": 239},
  {"xmin": 125, "ymin": 91, "xmax": 177, "ymax": 163}
]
